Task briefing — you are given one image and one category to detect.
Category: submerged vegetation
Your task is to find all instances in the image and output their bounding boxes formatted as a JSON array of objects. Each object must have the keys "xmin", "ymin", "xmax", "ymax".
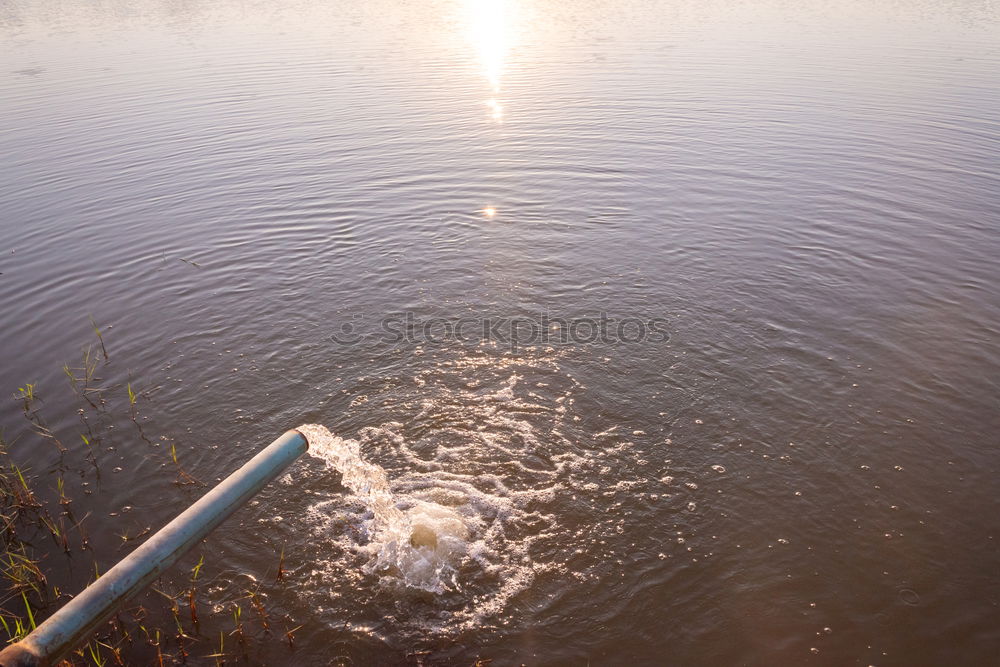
[{"xmin": 0, "ymin": 323, "xmax": 302, "ymax": 665}]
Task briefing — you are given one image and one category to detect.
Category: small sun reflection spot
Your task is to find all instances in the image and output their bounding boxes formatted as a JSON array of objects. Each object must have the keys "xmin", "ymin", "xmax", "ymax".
[
  {"xmin": 483, "ymin": 207, "xmax": 497, "ymax": 218},
  {"xmin": 487, "ymin": 98, "xmax": 503, "ymax": 120}
]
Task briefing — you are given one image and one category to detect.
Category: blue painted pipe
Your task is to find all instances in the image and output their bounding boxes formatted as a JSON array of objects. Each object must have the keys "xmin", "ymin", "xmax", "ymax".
[{"xmin": 0, "ymin": 429, "xmax": 308, "ymax": 667}]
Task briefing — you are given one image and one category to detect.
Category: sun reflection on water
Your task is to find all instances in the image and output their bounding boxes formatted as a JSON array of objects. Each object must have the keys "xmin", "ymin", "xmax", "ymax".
[
  {"xmin": 486, "ymin": 97, "xmax": 503, "ymax": 120},
  {"xmin": 467, "ymin": 0, "xmax": 513, "ymax": 123},
  {"xmin": 466, "ymin": 0, "xmax": 514, "ymax": 219},
  {"xmin": 468, "ymin": 0, "xmax": 509, "ymax": 95}
]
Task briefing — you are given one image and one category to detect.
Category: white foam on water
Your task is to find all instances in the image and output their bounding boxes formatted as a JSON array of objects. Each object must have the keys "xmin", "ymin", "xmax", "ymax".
[
  {"xmin": 292, "ymin": 353, "xmax": 674, "ymax": 636},
  {"xmin": 297, "ymin": 420, "xmax": 561, "ymax": 627}
]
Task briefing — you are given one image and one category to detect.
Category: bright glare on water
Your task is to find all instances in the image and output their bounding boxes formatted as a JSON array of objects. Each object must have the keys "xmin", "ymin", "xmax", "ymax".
[{"xmin": 1, "ymin": 0, "xmax": 999, "ymax": 664}]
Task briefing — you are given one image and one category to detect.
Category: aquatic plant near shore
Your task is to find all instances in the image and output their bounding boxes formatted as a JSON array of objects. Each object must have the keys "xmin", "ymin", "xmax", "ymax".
[
  {"xmin": 89, "ymin": 316, "xmax": 109, "ymax": 362},
  {"xmin": 13, "ymin": 385, "xmax": 35, "ymax": 415},
  {"xmin": 0, "ymin": 323, "xmax": 303, "ymax": 664}
]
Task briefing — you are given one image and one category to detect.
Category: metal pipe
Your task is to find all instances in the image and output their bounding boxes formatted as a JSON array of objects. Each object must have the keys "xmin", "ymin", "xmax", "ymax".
[{"xmin": 0, "ymin": 429, "xmax": 308, "ymax": 667}]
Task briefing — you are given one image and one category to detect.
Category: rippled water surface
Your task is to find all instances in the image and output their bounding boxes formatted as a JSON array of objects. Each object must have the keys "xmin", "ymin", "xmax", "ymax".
[{"xmin": 2, "ymin": 0, "xmax": 1000, "ymax": 664}]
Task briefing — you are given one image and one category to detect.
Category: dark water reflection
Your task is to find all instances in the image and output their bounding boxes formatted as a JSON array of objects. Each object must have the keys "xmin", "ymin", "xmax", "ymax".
[{"xmin": 1, "ymin": 0, "xmax": 999, "ymax": 664}]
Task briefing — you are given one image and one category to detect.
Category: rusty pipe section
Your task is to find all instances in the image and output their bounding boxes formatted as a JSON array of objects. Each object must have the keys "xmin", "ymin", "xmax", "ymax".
[{"xmin": 0, "ymin": 429, "xmax": 309, "ymax": 667}]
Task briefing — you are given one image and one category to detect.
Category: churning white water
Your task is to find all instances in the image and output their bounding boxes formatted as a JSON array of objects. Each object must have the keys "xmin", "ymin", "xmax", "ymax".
[
  {"xmin": 289, "ymin": 357, "xmax": 674, "ymax": 635},
  {"xmin": 296, "ymin": 421, "xmax": 562, "ymax": 623},
  {"xmin": 298, "ymin": 423, "xmax": 476, "ymax": 594}
]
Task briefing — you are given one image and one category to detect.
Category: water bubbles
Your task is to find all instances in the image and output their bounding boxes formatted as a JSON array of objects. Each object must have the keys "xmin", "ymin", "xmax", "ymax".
[
  {"xmin": 289, "ymin": 346, "xmax": 717, "ymax": 643},
  {"xmin": 294, "ymin": 363, "xmax": 588, "ymax": 633}
]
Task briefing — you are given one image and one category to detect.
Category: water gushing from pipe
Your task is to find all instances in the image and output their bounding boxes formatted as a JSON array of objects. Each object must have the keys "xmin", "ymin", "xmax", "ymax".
[{"xmin": 298, "ymin": 424, "xmax": 472, "ymax": 593}]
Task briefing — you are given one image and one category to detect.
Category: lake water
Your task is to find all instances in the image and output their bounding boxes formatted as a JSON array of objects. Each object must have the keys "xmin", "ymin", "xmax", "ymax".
[{"xmin": 2, "ymin": 0, "xmax": 999, "ymax": 664}]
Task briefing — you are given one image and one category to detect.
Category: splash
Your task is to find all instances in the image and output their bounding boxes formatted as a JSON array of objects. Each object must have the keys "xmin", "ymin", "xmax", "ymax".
[
  {"xmin": 298, "ymin": 424, "xmax": 471, "ymax": 594},
  {"xmin": 290, "ymin": 356, "xmax": 633, "ymax": 634}
]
